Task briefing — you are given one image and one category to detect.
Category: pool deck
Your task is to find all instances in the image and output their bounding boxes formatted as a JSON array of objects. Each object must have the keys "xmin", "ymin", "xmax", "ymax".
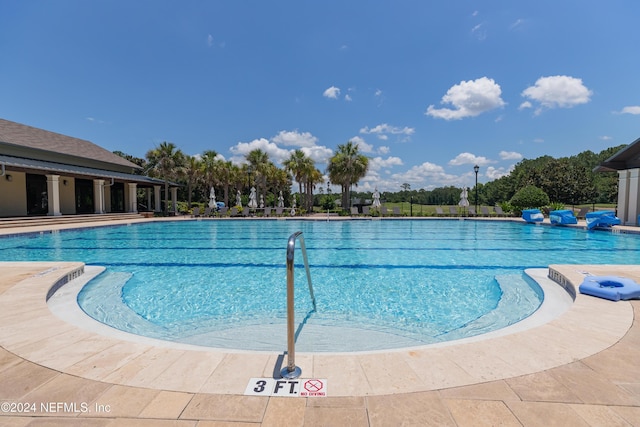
[{"xmin": 1, "ymin": 217, "xmax": 640, "ymax": 425}]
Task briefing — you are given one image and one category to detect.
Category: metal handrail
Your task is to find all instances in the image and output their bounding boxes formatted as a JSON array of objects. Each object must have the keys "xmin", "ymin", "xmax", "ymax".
[{"xmin": 281, "ymin": 231, "xmax": 315, "ymax": 379}]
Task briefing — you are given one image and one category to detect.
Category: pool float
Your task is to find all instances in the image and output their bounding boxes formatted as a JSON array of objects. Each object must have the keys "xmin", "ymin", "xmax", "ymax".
[
  {"xmin": 549, "ymin": 209, "xmax": 578, "ymax": 225},
  {"xmin": 585, "ymin": 211, "xmax": 621, "ymax": 230},
  {"xmin": 578, "ymin": 275, "xmax": 640, "ymax": 301},
  {"xmin": 522, "ymin": 209, "xmax": 544, "ymax": 223}
]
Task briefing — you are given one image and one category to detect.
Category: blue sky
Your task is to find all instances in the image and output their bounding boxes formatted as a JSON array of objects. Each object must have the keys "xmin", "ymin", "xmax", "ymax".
[{"xmin": 2, "ymin": 1, "xmax": 640, "ymax": 192}]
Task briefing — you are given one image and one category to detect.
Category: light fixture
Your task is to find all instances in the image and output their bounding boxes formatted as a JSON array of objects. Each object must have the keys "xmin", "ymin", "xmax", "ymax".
[{"xmin": 5, "ymin": 174, "xmax": 12, "ymax": 182}]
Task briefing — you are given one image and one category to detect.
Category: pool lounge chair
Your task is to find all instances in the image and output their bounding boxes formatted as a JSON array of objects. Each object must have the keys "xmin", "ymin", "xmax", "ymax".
[
  {"xmin": 350, "ymin": 207, "xmax": 359, "ymax": 216},
  {"xmin": 362, "ymin": 206, "xmax": 370, "ymax": 215},
  {"xmin": 435, "ymin": 207, "xmax": 445, "ymax": 216},
  {"xmin": 230, "ymin": 207, "xmax": 239, "ymax": 217},
  {"xmin": 467, "ymin": 206, "xmax": 477, "ymax": 216},
  {"xmin": 203, "ymin": 207, "xmax": 212, "ymax": 217},
  {"xmin": 275, "ymin": 207, "xmax": 284, "ymax": 216},
  {"xmin": 392, "ymin": 207, "xmax": 401, "ymax": 216},
  {"xmin": 192, "ymin": 207, "xmax": 201, "ymax": 218},
  {"xmin": 449, "ymin": 206, "xmax": 459, "ymax": 216},
  {"xmin": 381, "ymin": 206, "xmax": 389, "ymax": 216},
  {"xmin": 264, "ymin": 207, "xmax": 272, "ymax": 217},
  {"xmin": 575, "ymin": 207, "xmax": 590, "ymax": 219},
  {"xmin": 481, "ymin": 206, "xmax": 491, "ymax": 217},
  {"xmin": 242, "ymin": 207, "xmax": 250, "ymax": 217},
  {"xmin": 494, "ymin": 206, "xmax": 507, "ymax": 217}
]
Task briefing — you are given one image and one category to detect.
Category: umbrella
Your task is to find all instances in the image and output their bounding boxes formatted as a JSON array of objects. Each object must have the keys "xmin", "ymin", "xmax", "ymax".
[
  {"xmin": 236, "ymin": 190, "xmax": 242, "ymax": 208},
  {"xmin": 278, "ymin": 191, "xmax": 285, "ymax": 208},
  {"xmin": 248, "ymin": 187, "xmax": 258, "ymax": 209},
  {"xmin": 372, "ymin": 187, "xmax": 381, "ymax": 208},
  {"xmin": 458, "ymin": 187, "xmax": 469, "ymax": 207},
  {"xmin": 208, "ymin": 187, "xmax": 216, "ymax": 208}
]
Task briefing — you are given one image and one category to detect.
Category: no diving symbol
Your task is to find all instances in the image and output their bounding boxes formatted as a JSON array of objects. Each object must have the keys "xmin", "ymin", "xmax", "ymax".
[
  {"xmin": 300, "ymin": 379, "xmax": 327, "ymax": 397},
  {"xmin": 304, "ymin": 379, "xmax": 324, "ymax": 393}
]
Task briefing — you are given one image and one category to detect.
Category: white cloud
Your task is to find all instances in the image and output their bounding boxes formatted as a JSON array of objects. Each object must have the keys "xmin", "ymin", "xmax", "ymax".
[
  {"xmin": 619, "ymin": 106, "xmax": 640, "ymax": 115},
  {"xmin": 499, "ymin": 151, "xmax": 523, "ymax": 160},
  {"xmin": 448, "ymin": 152, "xmax": 493, "ymax": 166},
  {"xmin": 485, "ymin": 166, "xmax": 512, "ymax": 180},
  {"xmin": 349, "ymin": 136, "xmax": 374, "ymax": 153},
  {"xmin": 323, "ymin": 86, "xmax": 340, "ymax": 99},
  {"xmin": 378, "ymin": 146, "xmax": 390, "ymax": 155},
  {"xmin": 345, "ymin": 94, "xmax": 352, "ymax": 102},
  {"xmin": 369, "ymin": 156, "xmax": 404, "ymax": 170},
  {"xmin": 600, "ymin": 135, "xmax": 613, "ymax": 141},
  {"xmin": 207, "ymin": 34, "xmax": 214, "ymax": 47},
  {"xmin": 426, "ymin": 77, "xmax": 506, "ymax": 120},
  {"xmin": 272, "ymin": 130, "xmax": 318, "ymax": 147},
  {"xmin": 518, "ymin": 101, "xmax": 532, "ymax": 110},
  {"xmin": 360, "ymin": 123, "xmax": 415, "ymax": 142},
  {"xmin": 509, "ymin": 19, "xmax": 524, "ymax": 30},
  {"xmin": 521, "ymin": 75, "xmax": 592, "ymax": 114},
  {"xmin": 471, "ymin": 23, "xmax": 487, "ymax": 41},
  {"xmin": 229, "ymin": 138, "xmax": 292, "ymax": 165},
  {"xmin": 300, "ymin": 145, "xmax": 333, "ymax": 164}
]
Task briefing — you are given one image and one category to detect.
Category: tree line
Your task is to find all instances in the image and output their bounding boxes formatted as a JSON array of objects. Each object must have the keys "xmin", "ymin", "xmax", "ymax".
[
  {"xmin": 115, "ymin": 140, "xmax": 369, "ymax": 214},
  {"xmin": 117, "ymin": 141, "xmax": 622, "ymax": 214}
]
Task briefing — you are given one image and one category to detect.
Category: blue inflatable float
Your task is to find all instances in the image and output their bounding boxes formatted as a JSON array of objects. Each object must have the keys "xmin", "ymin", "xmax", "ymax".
[
  {"xmin": 549, "ymin": 209, "xmax": 578, "ymax": 225},
  {"xmin": 522, "ymin": 209, "xmax": 544, "ymax": 223},
  {"xmin": 579, "ymin": 276, "xmax": 640, "ymax": 301},
  {"xmin": 585, "ymin": 211, "xmax": 621, "ymax": 230}
]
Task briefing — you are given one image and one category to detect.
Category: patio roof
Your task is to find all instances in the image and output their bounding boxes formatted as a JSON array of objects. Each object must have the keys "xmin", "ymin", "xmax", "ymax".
[
  {"xmin": 594, "ymin": 137, "xmax": 640, "ymax": 172},
  {"xmin": 0, "ymin": 154, "xmax": 172, "ymax": 188}
]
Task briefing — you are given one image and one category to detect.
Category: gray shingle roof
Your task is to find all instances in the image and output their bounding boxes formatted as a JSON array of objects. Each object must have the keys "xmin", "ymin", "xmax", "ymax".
[{"xmin": 0, "ymin": 118, "xmax": 141, "ymax": 170}]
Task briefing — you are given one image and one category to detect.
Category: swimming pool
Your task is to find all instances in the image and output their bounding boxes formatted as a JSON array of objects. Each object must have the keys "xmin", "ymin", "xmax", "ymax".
[{"xmin": 3, "ymin": 219, "xmax": 639, "ymax": 352}]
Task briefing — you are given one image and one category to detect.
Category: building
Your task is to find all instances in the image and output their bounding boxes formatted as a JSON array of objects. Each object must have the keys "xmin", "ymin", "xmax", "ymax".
[
  {"xmin": 0, "ymin": 118, "xmax": 176, "ymax": 217},
  {"xmin": 595, "ymin": 137, "xmax": 640, "ymax": 226}
]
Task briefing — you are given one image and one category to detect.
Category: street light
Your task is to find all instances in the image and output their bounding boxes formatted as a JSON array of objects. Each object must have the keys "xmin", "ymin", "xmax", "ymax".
[{"xmin": 473, "ymin": 165, "xmax": 479, "ymax": 213}]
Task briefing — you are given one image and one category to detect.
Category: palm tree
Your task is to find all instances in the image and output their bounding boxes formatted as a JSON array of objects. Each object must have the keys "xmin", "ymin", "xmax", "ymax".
[
  {"xmin": 304, "ymin": 166, "xmax": 323, "ymax": 212},
  {"xmin": 284, "ymin": 150, "xmax": 314, "ymax": 210},
  {"xmin": 184, "ymin": 155, "xmax": 202, "ymax": 208},
  {"xmin": 145, "ymin": 141, "xmax": 185, "ymax": 214},
  {"xmin": 245, "ymin": 149, "xmax": 271, "ymax": 202},
  {"xmin": 327, "ymin": 141, "xmax": 369, "ymax": 210}
]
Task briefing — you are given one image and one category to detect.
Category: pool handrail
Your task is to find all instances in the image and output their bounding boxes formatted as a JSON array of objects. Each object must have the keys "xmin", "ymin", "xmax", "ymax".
[{"xmin": 282, "ymin": 230, "xmax": 315, "ymax": 379}]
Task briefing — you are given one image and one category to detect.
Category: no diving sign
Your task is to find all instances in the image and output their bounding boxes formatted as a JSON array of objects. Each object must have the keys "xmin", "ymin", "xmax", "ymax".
[{"xmin": 244, "ymin": 378, "xmax": 327, "ymax": 397}]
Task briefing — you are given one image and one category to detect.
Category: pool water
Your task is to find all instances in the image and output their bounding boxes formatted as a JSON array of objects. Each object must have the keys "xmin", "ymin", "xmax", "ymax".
[{"xmin": 3, "ymin": 219, "xmax": 639, "ymax": 351}]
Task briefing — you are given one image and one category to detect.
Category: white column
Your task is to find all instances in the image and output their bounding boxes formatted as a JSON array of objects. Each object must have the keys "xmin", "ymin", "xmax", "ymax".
[
  {"xmin": 93, "ymin": 179, "xmax": 105, "ymax": 214},
  {"xmin": 45, "ymin": 174, "xmax": 62, "ymax": 216},
  {"xmin": 154, "ymin": 186, "xmax": 161, "ymax": 212},
  {"xmin": 127, "ymin": 183, "xmax": 138, "ymax": 213},
  {"xmin": 627, "ymin": 168, "xmax": 640, "ymax": 226},
  {"xmin": 617, "ymin": 170, "xmax": 629, "ymax": 224},
  {"xmin": 170, "ymin": 187, "xmax": 178, "ymax": 215},
  {"xmin": 146, "ymin": 188, "xmax": 152, "ymax": 211}
]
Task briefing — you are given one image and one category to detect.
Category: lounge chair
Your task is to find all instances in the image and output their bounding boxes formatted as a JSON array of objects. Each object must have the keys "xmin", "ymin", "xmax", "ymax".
[
  {"xmin": 350, "ymin": 207, "xmax": 359, "ymax": 215},
  {"xmin": 494, "ymin": 206, "xmax": 506, "ymax": 217},
  {"xmin": 230, "ymin": 207, "xmax": 239, "ymax": 216},
  {"xmin": 218, "ymin": 206, "xmax": 228, "ymax": 216},
  {"xmin": 467, "ymin": 206, "xmax": 477, "ymax": 216},
  {"xmin": 192, "ymin": 207, "xmax": 201, "ymax": 218},
  {"xmin": 435, "ymin": 207, "xmax": 445, "ymax": 216},
  {"xmin": 392, "ymin": 207, "xmax": 401, "ymax": 216},
  {"xmin": 381, "ymin": 206, "xmax": 389, "ymax": 216},
  {"xmin": 449, "ymin": 206, "xmax": 459, "ymax": 216},
  {"xmin": 275, "ymin": 207, "xmax": 284, "ymax": 216},
  {"xmin": 481, "ymin": 206, "xmax": 491, "ymax": 216},
  {"xmin": 575, "ymin": 207, "xmax": 590, "ymax": 219},
  {"xmin": 242, "ymin": 207, "xmax": 250, "ymax": 217},
  {"xmin": 362, "ymin": 206, "xmax": 370, "ymax": 215},
  {"xmin": 203, "ymin": 207, "xmax": 212, "ymax": 217},
  {"xmin": 264, "ymin": 207, "xmax": 271, "ymax": 217}
]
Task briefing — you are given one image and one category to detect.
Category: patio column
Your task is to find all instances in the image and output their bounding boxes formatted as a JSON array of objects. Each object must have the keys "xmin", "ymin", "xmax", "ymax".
[
  {"xmin": 146, "ymin": 188, "xmax": 152, "ymax": 212},
  {"xmin": 154, "ymin": 185, "xmax": 161, "ymax": 212},
  {"xmin": 45, "ymin": 174, "xmax": 62, "ymax": 216},
  {"xmin": 127, "ymin": 183, "xmax": 138, "ymax": 213},
  {"xmin": 626, "ymin": 168, "xmax": 640, "ymax": 226},
  {"xmin": 170, "ymin": 186, "xmax": 178, "ymax": 215},
  {"xmin": 93, "ymin": 179, "xmax": 105, "ymax": 214},
  {"xmin": 617, "ymin": 170, "xmax": 630, "ymax": 225}
]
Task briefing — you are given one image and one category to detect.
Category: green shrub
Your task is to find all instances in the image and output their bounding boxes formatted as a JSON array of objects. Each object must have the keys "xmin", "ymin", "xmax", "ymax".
[{"xmin": 509, "ymin": 185, "xmax": 550, "ymax": 211}]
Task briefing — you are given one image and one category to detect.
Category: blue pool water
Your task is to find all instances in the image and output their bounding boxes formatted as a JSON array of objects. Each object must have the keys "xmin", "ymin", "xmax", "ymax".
[{"xmin": 2, "ymin": 219, "xmax": 639, "ymax": 351}]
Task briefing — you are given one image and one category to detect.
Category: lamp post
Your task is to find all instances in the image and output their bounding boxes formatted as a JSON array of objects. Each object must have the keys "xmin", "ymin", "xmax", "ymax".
[{"xmin": 473, "ymin": 165, "xmax": 479, "ymax": 213}]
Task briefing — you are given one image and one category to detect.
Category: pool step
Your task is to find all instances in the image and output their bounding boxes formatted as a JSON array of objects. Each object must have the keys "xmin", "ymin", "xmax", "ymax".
[{"xmin": 0, "ymin": 213, "xmax": 148, "ymax": 229}]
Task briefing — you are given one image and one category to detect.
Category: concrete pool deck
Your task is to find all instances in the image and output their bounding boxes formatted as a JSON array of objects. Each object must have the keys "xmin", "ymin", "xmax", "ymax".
[{"xmin": 1, "ymin": 218, "xmax": 640, "ymax": 425}]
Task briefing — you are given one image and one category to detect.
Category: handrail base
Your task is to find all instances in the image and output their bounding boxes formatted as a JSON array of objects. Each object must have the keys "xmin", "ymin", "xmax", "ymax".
[{"xmin": 280, "ymin": 365, "xmax": 302, "ymax": 379}]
